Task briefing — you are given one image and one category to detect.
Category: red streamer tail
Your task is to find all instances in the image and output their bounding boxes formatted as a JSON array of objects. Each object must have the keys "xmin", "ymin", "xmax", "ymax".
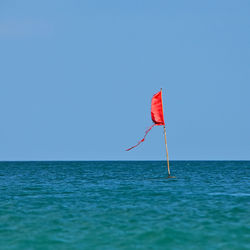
[{"xmin": 126, "ymin": 124, "xmax": 156, "ymax": 151}]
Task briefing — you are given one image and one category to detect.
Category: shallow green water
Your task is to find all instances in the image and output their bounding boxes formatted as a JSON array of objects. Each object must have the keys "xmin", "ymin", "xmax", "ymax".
[{"xmin": 0, "ymin": 161, "xmax": 249, "ymax": 249}]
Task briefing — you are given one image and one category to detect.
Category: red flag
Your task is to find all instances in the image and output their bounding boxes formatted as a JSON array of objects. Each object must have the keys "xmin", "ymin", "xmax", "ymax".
[
  {"xmin": 151, "ymin": 90, "xmax": 165, "ymax": 126},
  {"xmin": 126, "ymin": 90, "xmax": 165, "ymax": 151}
]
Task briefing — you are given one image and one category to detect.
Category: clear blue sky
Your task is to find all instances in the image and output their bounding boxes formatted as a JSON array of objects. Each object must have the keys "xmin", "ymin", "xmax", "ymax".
[{"xmin": 0, "ymin": 0, "xmax": 249, "ymax": 160}]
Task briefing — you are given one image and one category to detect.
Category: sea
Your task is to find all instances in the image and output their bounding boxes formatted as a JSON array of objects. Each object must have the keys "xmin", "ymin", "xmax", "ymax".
[{"xmin": 0, "ymin": 161, "xmax": 249, "ymax": 250}]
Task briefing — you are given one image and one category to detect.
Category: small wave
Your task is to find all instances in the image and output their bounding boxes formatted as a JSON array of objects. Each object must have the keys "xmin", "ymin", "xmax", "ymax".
[{"xmin": 208, "ymin": 192, "xmax": 250, "ymax": 197}]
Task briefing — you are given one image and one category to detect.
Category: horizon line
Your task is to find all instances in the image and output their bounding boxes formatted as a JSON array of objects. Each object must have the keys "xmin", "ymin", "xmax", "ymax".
[{"xmin": 0, "ymin": 160, "xmax": 250, "ymax": 162}]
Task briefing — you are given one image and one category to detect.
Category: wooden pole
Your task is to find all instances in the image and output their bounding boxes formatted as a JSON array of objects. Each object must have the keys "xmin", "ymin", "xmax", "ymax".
[
  {"xmin": 161, "ymin": 89, "xmax": 171, "ymax": 177},
  {"xmin": 163, "ymin": 125, "xmax": 171, "ymax": 176}
]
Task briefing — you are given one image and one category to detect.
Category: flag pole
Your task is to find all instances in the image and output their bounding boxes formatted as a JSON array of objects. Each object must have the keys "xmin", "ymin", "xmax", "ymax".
[
  {"xmin": 161, "ymin": 89, "xmax": 174, "ymax": 178},
  {"xmin": 163, "ymin": 125, "xmax": 171, "ymax": 176}
]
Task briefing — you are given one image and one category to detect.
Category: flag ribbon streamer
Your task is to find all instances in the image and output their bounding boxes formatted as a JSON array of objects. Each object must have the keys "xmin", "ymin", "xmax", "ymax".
[{"xmin": 126, "ymin": 124, "xmax": 156, "ymax": 151}]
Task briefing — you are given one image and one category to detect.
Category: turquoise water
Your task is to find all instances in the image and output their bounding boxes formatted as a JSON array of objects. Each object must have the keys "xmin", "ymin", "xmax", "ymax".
[{"xmin": 0, "ymin": 161, "xmax": 249, "ymax": 250}]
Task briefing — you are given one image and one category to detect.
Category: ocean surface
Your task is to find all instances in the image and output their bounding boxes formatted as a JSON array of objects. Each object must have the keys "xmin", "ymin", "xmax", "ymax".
[{"xmin": 0, "ymin": 161, "xmax": 249, "ymax": 250}]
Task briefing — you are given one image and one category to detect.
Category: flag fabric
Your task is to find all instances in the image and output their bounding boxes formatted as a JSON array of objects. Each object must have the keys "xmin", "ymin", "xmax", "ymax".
[
  {"xmin": 126, "ymin": 90, "xmax": 165, "ymax": 151},
  {"xmin": 151, "ymin": 90, "xmax": 165, "ymax": 125}
]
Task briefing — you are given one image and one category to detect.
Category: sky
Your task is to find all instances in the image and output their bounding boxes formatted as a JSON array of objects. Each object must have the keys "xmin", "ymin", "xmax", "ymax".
[{"xmin": 0, "ymin": 0, "xmax": 249, "ymax": 161}]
